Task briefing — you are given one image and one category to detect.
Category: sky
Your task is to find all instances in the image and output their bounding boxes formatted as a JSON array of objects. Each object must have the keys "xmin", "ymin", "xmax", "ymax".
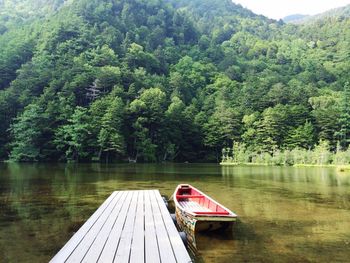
[{"xmin": 232, "ymin": 0, "xmax": 350, "ymax": 20}]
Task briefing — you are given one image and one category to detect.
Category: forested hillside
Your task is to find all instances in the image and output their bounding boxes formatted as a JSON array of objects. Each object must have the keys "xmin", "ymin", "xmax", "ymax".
[
  {"xmin": 283, "ymin": 14, "xmax": 309, "ymax": 23},
  {"xmin": 0, "ymin": 0, "xmax": 349, "ymax": 162}
]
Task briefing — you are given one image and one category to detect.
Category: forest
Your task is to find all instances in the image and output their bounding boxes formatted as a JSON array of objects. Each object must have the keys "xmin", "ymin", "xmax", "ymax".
[{"xmin": 0, "ymin": 0, "xmax": 349, "ymax": 163}]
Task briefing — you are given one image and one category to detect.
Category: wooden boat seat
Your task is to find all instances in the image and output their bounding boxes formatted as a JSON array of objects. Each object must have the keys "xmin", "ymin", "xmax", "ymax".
[{"xmin": 179, "ymin": 201, "xmax": 211, "ymax": 212}]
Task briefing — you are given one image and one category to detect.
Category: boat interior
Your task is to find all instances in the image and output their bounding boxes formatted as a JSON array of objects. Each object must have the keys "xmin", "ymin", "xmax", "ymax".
[{"xmin": 176, "ymin": 185, "xmax": 230, "ymax": 215}]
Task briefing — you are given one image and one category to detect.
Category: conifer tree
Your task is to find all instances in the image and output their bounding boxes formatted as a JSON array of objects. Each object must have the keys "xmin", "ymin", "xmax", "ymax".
[{"xmin": 337, "ymin": 82, "xmax": 350, "ymax": 149}]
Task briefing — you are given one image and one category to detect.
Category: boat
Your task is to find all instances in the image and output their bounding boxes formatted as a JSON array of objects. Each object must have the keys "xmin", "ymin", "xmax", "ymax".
[{"xmin": 173, "ymin": 184, "xmax": 237, "ymax": 248}]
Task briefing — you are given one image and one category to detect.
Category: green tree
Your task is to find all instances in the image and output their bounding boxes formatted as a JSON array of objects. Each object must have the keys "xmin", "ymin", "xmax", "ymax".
[
  {"xmin": 204, "ymin": 107, "xmax": 242, "ymax": 161},
  {"xmin": 95, "ymin": 66, "xmax": 121, "ymax": 94},
  {"xmin": 242, "ymin": 112, "xmax": 260, "ymax": 151},
  {"xmin": 309, "ymin": 93, "xmax": 340, "ymax": 148},
  {"xmin": 164, "ymin": 96, "xmax": 186, "ymax": 161},
  {"xmin": 97, "ymin": 97, "xmax": 125, "ymax": 162},
  {"xmin": 311, "ymin": 140, "xmax": 332, "ymax": 165},
  {"xmin": 336, "ymin": 82, "xmax": 350, "ymax": 149},
  {"xmin": 285, "ymin": 121, "xmax": 315, "ymax": 149},
  {"xmin": 129, "ymin": 88, "xmax": 167, "ymax": 162},
  {"xmin": 9, "ymin": 104, "xmax": 49, "ymax": 161},
  {"xmin": 170, "ymin": 56, "xmax": 216, "ymax": 104},
  {"xmin": 255, "ymin": 106, "xmax": 287, "ymax": 152},
  {"xmin": 54, "ymin": 107, "xmax": 92, "ymax": 161}
]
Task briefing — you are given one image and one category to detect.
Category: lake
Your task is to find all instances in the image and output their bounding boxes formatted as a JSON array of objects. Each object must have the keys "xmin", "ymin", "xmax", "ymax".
[{"xmin": 0, "ymin": 163, "xmax": 349, "ymax": 262}]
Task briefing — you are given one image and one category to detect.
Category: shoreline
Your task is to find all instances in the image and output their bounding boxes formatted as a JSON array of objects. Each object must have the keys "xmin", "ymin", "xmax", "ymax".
[{"xmin": 220, "ymin": 162, "xmax": 350, "ymax": 170}]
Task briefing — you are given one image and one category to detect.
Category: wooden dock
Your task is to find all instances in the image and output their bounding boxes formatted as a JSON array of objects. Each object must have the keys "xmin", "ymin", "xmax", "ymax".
[{"xmin": 50, "ymin": 190, "xmax": 192, "ymax": 263}]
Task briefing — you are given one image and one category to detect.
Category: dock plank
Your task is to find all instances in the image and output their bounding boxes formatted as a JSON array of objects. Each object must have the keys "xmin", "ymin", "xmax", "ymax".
[
  {"xmin": 155, "ymin": 192, "xmax": 193, "ymax": 263},
  {"xmin": 144, "ymin": 190, "xmax": 161, "ymax": 263},
  {"xmin": 81, "ymin": 191, "xmax": 128, "ymax": 262},
  {"xmin": 50, "ymin": 190, "xmax": 192, "ymax": 263},
  {"xmin": 114, "ymin": 191, "xmax": 139, "ymax": 262},
  {"xmin": 50, "ymin": 192, "xmax": 119, "ymax": 263},
  {"xmin": 65, "ymin": 192, "xmax": 124, "ymax": 262},
  {"xmin": 150, "ymin": 191, "xmax": 177, "ymax": 263},
  {"xmin": 129, "ymin": 191, "xmax": 145, "ymax": 263},
  {"xmin": 97, "ymin": 191, "xmax": 133, "ymax": 262}
]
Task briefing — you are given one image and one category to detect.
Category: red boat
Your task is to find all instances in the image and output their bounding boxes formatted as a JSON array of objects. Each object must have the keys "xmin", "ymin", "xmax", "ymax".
[{"xmin": 173, "ymin": 184, "xmax": 237, "ymax": 247}]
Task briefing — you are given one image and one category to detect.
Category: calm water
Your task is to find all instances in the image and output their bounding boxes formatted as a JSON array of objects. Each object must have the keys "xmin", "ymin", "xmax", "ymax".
[{"xmin": 0, "ymin": 163, "xmax": 349, "ymax": 262}]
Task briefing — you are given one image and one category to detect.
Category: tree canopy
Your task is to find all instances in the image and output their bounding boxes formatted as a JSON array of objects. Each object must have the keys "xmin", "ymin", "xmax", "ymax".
[{"xmin": 0, "ymin": 0, "xmax": 349, "ymax": 162}]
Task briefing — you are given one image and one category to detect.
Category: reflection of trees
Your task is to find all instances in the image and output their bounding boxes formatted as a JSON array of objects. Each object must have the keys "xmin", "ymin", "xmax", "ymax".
[
  {"xmin": 221, "ymin": 165, "xmax": 350, "ymax": 188},
  {"xmin": 220, "ymin": 165, "xmax": 350, "ymax": 262},
  {"xmin": 0, "ymin": 163, "xmax": 213, "ymax": 261},
  {"xmin": 1, "ymin": 163, "xmax": 349, "ymax": 262},
  {"xmin": 221, "ymin": 165, "xmax": 350, "ymax": 221},
  {"xmin": 0, "ymin": 163, "xmax": 101, "ymax": 262}
]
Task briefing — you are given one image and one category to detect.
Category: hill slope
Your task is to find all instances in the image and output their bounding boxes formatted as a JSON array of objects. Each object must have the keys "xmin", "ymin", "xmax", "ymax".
[
  {"xmin": 0, "ymin": 0, "xmax": 349, "ymax": 162},
  {"xmin": 283, "ymin": 4, "xmax": 350, "ymax": 24},
  {"xmin": 283, "ymin": 14, "xmax": 309, "ymax": 23}
]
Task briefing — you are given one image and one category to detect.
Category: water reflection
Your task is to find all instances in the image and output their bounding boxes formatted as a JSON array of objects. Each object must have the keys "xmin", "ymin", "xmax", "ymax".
[{"xmin": 0, "ymin": 163, "xmax": 349, "ymax": 262}]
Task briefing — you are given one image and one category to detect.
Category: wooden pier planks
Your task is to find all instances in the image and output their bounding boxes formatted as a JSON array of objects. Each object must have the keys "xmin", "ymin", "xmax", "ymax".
[{"xmin": 50, "ymin": 190, "xmax": 192, "ymax": 263}]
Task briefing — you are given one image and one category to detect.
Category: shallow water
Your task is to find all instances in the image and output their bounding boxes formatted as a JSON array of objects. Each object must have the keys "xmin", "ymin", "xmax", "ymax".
[{"xmin": 0, "ymin": 163, "xmax": 349, "ymax": 262}]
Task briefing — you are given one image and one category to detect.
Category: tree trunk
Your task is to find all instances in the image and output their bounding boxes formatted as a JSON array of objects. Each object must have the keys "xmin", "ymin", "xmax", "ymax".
[{"xmin": 216, "ymin": 147, "xmax": 219, "ymax": 163}]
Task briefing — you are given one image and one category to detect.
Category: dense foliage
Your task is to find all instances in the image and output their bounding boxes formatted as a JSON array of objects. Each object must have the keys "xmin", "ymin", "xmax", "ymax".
[
  {"xmin": 222, "ymin": 141, "xmax": 350, "ymax": 166},
  {"xmin": 0, "ymin": 0, "xmax": 349, "ymax": 162}
]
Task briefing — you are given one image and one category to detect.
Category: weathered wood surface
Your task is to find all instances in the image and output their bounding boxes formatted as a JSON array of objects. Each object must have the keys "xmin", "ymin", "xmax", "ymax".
[
  {"xmin": 179, "ymin": 201, "xmax": 211, "ymax": 213},
  {"xmin": 50, "ymin": 190, "xmax": 192, "ymax": 263}
]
